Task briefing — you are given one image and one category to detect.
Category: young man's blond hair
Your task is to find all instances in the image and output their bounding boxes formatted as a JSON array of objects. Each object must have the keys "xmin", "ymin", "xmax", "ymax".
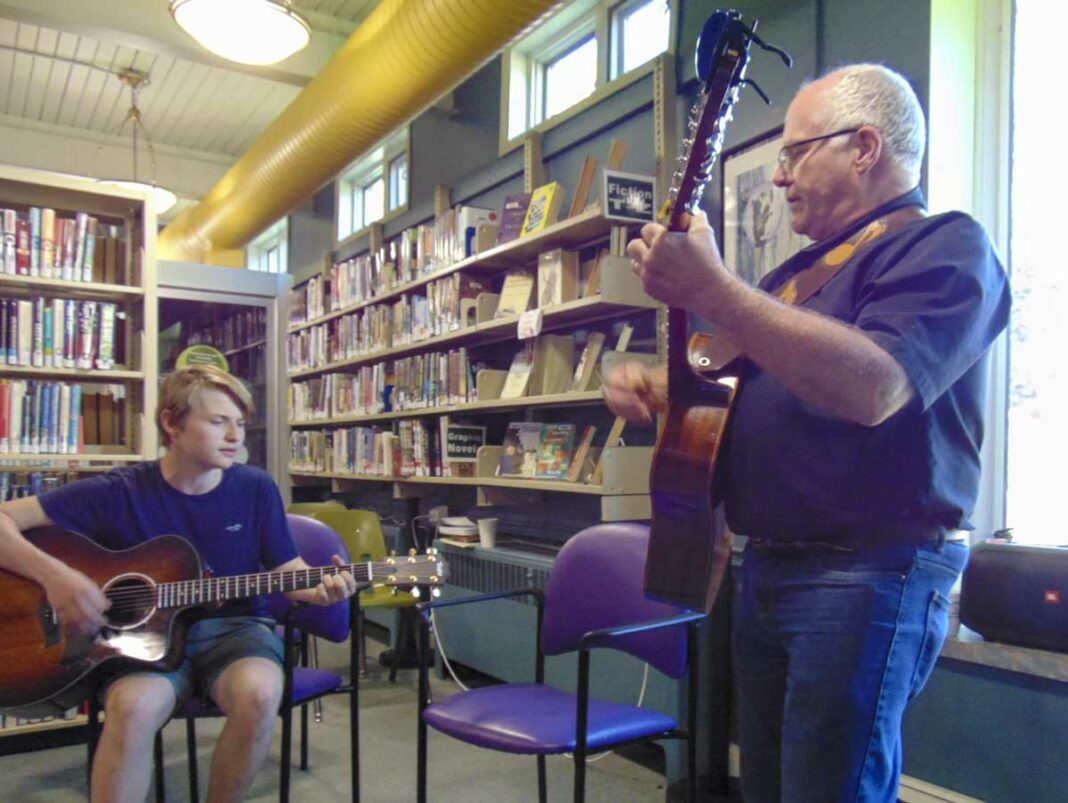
[{"xmin": 155, "ymin": 365, "xmax": 255, "ymax": 446}]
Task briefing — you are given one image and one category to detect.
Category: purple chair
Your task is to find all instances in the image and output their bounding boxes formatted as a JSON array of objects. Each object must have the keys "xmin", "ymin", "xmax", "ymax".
[
  {"xmin": 415, "ymin": 522, "xmax": 706, "ymax": 803},
  {"xmin": 89, "ymin": 514, "xmax": 362, "ymax": 803}
]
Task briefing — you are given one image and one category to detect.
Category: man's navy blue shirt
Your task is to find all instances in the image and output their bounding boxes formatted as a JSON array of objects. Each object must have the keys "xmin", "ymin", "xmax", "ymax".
[
  {"xmin": 723, "ymin": 188, "xmax": 1011, "ymax": 543},
  {"xmin": 40, "ymin": 461, "xmax": 298, "ymax": 617}
]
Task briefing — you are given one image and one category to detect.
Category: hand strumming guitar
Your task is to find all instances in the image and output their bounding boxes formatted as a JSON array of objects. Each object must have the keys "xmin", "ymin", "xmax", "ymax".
[
  {"xmin": 42, "ymin": 563, "xmax": 110, "ymax": 638},
  {"xmin": 602, "ymin": 362, "xmax": 668, "ymax": 424}
]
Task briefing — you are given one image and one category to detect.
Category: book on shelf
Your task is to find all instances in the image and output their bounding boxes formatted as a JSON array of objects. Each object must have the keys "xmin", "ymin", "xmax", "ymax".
[
  {"xmin": 536, "ymin": 248, "xmax": 578, "ymax": 308},
  {"xmin": 520, "ymin": 182, "xmax": 565, "ymax": 238},
  {"xmin": 571, "ymin": 331, "xmax": 606, "ymax": 392},
  {"xmin": 0, "ymin": 207, "xmax": 117, "ymax": 284},
  {"xmin": 534, "ymin": 423, "xmax": 575, "ymax": 479},
  {"xmin": 454, "ymin": 206, "xmax": 498, "ymax": 260},
  {"xmin": 0, "ymin": 378, "xmax": 83, "ymax": 454},
  {"xmin": 497, "ymin": 421, "xmax": 544, "ymax": 477},
  {"xmin": 497, "ymin": 193, "xmax": 532, "ymax": 245},
  {"xmin": 494, "ymin": 271, "xmax": 535, "ymax": 318},
  {"xmin": 581, "ymin": 249, "xmax": 608, "ymax": 298},
  {"xmin": 499, "ymin": 346, "xmax": 535, "ymax": 399},
  {"xmin": 565, "ymin": 424, "xmax": 597, "ymax": 482},
  {"xmin": 528, "ymin": 334, "xmax": 574, "ymax": 397}
]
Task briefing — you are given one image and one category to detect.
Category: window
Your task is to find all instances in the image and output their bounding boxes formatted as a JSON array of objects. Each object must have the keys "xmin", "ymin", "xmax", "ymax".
[
  {"xmin": 543, "ymin": 35, "xmax": 598, "ymax": 120},
  {"xmin": 247, "ymin": 218, "xmax": 287, "ymax": 274},
  {"xmin": 611, "ymin": 0, "xmax": 672, "ymax": 80},
  {"xmin": 1005, "ymin": 0, "xmax": 1066, "ymax": 544},
  {"xmin": 388, "ymin": 153, "xmax": 408, "ymax": 212},
  {"xmin": 336, "ymin": 129, "xmax": 409, "ymax": 240},
  {"xmin": 504, "ymin": 0, "xmax": 675, "ymax": 143}
]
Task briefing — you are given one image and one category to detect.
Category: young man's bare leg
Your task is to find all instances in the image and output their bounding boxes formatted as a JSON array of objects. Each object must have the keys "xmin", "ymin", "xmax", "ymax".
[
  {"xmin": 91, "ymin": 674, "xmax": 176, "ymax": 803},
  {"xmin": 204, "ymin": 657, "xmax": 285, "ymax": 803}
]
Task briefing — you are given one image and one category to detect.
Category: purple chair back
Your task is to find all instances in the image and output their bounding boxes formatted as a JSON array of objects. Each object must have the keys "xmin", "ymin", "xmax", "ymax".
[
  {"xmin": 261, "ymin": 514, "xmax": 351, "ymax": 643},
  {"xmin": 540, "ymin": 523, "xmax": 693, "ymax": 678}
]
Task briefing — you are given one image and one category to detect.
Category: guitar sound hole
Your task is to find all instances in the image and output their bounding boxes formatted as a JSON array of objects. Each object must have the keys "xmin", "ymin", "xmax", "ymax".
[{"xmin": 105, "ymin": 576, "xmax": 155, "ymax": 629}]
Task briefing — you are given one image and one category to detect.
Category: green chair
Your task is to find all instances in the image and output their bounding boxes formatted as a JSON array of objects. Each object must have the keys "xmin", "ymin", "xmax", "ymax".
[
  {"xmin": 286, "ymin": 500, "xmax": 345, "ymax": 516},
  {"xmin": 313, "ymin": 508, "xmax": 419, "ymax": 680}
]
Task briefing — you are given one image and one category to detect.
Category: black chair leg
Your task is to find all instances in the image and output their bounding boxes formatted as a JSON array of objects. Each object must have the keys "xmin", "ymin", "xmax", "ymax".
[
  {"xmin": 573, "ymin": 750, "xmax": 586, "ymax": 803},
  {"xmin": 687, "ymin": 734, "xmax": 697, "ymax": 803},
  {"xmin": 280, "ymin": 704, "xmax": 292, "ymax": 803},
  {"xmin": 186, "ymin": 718, "xmax": 199, "ymax": 802},
  {"xmin": 300, "ymin": 701, "xmax": 309, "ymax": 771},
  {"xmin": 153, "ymin": 731, "xmax": 165, "ymax": 803},
  {"xmin": 389, "ymin": 610, "xmax": 410, "ymax": 684},
  {"xmin": 537, "ymin": 755, "xmax": 547, "ymax": 803}
]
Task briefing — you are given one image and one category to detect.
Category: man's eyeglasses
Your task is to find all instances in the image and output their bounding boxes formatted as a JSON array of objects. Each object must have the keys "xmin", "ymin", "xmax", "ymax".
[{"xmin": 776, "ymin": 127, "xmax": 860, "ymax": 171}]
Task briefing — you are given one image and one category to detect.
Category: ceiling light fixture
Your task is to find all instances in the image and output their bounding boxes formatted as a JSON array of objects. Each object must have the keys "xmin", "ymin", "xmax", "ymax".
[
  {"xmin": 97, "ymin": 68, "xmax": 178, "ymax": 216},
  {"xmin": 170, "ymin": 0, "xmax": 312, "ymax": 66}
]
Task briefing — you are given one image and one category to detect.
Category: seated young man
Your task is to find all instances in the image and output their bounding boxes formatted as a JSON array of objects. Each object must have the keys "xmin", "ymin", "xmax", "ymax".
[{"xmin": 0, "ymin": 365, "xmax": 357, "ymax": 803}]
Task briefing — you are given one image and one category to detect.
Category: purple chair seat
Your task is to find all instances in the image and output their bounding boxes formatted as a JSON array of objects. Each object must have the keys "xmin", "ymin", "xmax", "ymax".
[{"xmin": 423, "ymin": 683, "xmax": 678, "ymax": 754}]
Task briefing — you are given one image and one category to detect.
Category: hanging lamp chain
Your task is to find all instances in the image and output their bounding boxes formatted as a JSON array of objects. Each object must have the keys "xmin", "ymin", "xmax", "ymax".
[{"xmin": 116, "ymin": 67, "xmax": 161, "ymax": 188}]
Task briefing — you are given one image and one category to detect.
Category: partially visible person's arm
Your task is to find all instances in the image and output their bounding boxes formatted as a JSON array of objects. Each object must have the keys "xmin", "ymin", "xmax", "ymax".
[{"xmin": 0, "ymin": 497, "xmax": 110, "ymax": 634}]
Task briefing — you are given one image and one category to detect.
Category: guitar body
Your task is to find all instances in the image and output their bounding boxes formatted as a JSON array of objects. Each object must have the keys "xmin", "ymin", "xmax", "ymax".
[
  {"xmin": 0, "ymin": 528, "xmax": 204, "ymax": 716},
  {"xmin": 647, "ymin": 394, "xmax": 734, "ymax": 612}
]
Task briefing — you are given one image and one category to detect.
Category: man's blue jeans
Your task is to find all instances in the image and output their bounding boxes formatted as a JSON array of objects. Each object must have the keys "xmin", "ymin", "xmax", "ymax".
[{"xmin": 733, "ymin": 538, "xmax": 967, "ymax": 802}]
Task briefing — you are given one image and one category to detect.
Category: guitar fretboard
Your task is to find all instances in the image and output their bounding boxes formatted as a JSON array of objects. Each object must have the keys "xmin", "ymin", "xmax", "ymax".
[{"xmin": 156, "ymin": 562, "xmax": 372, "ymax": 608}]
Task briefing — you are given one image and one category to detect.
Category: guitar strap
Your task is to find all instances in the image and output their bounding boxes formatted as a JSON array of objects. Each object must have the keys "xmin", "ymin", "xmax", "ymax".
[
  {"xmin": 774, "ymin": 204, "xmax": 926, "ymax": 306},
  {"xmin": 689, "ymin": 204, "xmax": 926, "ymax": 371}
]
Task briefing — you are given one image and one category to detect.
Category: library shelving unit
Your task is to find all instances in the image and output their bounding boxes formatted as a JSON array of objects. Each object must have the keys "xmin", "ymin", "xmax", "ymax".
[
  {"xmin": 286, "ymin": 206, "xmax": 655, "ymax": 523},
  {"xmin": 0, "ymin": 164, "xmax": 158, "ymax": 747}
]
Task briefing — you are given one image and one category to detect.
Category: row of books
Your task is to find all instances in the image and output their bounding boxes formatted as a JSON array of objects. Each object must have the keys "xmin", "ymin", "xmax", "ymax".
[
  {"xmin": 288, "ymin": 365, "xmax": 388, "ymax": 421},
  {"xmin": 0, "ymin": 297, "xmax": 120, "ymax": 370},
  {"xmin": 289, "ymin": 418, "xmax": 598, "ymax": 484},
  {"xmin": 0, "ymin": 380, "xmax": 84, "ymax": 454},
  {"xmin": 290, "ymin": 416, "xmax": 485, "ymax": 479},
  {"xmin": 1, "ymin": 207, "xmax": 126, "ymax": 283},
  {"xmin": 0, "ymin": 470, "xmax": 67, "ymax": 502},
  {"xmin": 186, "ymin": 307, "xmax": 267, "ymax": 353},
  {"xmin": 288, "ymin": 347, "xmax": 480, "ymax": 421},
  {"xmin": 289, "ymin": 183, "xmax": 576, "ymax": 329}
]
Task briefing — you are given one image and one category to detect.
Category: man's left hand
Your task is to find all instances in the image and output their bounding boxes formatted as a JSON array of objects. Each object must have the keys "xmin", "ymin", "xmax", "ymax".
[
  {"xmin": 313, "ymin": 555, "xmax": 358, "ymax": 605},
  {"xmin": 627, "ymin": 210, "xmax": 732, "ymax": 315}
]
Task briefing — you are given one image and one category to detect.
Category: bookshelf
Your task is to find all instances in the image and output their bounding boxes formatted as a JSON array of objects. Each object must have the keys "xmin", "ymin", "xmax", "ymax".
[
  {"xmin": 0, "ymin": 165, "xmax": 158, "ymax": 745},
  {"xmin": 285, "ymin": 201, "xmax": 656, "ymax": 523}
]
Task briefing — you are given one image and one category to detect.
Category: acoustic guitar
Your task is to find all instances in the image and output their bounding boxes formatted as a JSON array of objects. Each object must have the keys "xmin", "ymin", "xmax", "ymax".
[
  {"xmin": 644, "ymin": 10, "xmax": 791, "ymax": 612},
  {"xmin": 0, "ymin": 527, "xmax": 448, "ymax": 716}
]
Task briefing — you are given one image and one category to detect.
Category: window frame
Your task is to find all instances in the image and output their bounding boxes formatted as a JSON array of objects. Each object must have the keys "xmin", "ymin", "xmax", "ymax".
[
  {"xmin": 500, "ymin": 0, "xmax": 678, "ymax": 154},
  {"xmin": 609, "ymin": 0, "xmax": 673, "ymax": 81},
  {"xmin": 246, "ymin": 217, "xmax": 288, "ymax": 274},
  {"xmin": 335, "ymin": 127, "xmax": 409, "ymax": 244}
]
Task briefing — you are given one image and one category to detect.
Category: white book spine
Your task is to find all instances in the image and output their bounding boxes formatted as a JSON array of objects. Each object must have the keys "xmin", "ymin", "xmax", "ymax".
[
  {"xmin": 58, "ymin": 383, "xmax": 71, "ymax": 455},
  {"xmin": 40, "ymin": 208, "xmax": 55, "ymax": 279},
  {"xmin": 9, "ymin": 381, "xmax": 24, "ymax": 454},
  {"xmin": 51, "ymin": 298, "xmax": 64, "ymax": 368}
]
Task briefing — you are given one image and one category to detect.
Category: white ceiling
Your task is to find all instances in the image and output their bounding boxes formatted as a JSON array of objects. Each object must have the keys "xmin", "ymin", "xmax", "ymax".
[{"xmin": 0, "ymin": 0, "xmax": 380, "ymax": 220}]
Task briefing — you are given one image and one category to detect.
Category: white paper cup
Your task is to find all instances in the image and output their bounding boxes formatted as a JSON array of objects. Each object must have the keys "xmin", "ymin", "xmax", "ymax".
[{"xmin": 477, "ymin": 518, "xmax": 498, "ymax": 548}]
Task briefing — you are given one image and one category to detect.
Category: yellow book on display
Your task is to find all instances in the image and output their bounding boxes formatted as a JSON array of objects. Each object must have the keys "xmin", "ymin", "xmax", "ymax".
[{"xmin": 520, "ymin": 182, "xmax": 565, "ymax": 237}]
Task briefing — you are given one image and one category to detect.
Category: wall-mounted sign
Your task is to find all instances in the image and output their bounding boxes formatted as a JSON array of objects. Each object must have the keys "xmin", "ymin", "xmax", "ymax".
[
  {"xmin": 176, "ymin": 345, "xmax": 229, "ymax": 372},
  {"xmin": 602, "ymin": 169, "xmax": 657, "ymax": 223},
  {"xmin": 445, "ymin": 424, "xmax": 486, "ymax": 463}
]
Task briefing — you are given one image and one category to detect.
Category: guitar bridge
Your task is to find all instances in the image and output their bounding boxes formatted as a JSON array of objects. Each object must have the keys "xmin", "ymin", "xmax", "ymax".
[{"xmin": 39, "ymin": 600, "xmax": 61, "ymax": 648}]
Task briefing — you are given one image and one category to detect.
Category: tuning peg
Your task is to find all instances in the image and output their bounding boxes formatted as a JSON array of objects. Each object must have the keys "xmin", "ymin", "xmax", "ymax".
[
  {"xmin": 390, "ymin": 588, "xmax": 398, "ymax": 596},
  {"xmin": 410, "ymin": 586, "xmax": 422, "ymax": 599},
  {"xmin": 430, "ymin": 575, "xmax": 439, "ymax": 583},
  {"xmin": 427, "ymin": 547, "xmax": 437, "ymax": 556},
  {"xmin": 408, "ymin": 548, "xmax": 417, "ymax": 557},
  {"xmin": 431, "ymin": 588, "xmax": 442, "ymax": 599}
]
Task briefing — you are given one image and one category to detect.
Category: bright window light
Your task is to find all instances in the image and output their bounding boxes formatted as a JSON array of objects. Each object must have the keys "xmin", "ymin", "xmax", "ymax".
[
  {"xmin": 389, "ymin": 154, "xmax": 408, "ymax": 211},
  {"xmin": 544, "ymin": 36, "xmax": 597, "ymax": 120},
  {"xmin": 362, "ymin": 179, "xmax": 384, "ymax": 227},
  {"xmin": 615, "ymin": 0, "xmax": 671, "ymax": 78},
  {"xmin": 1006, "ymin": 0, "xmax": 1068, "ymax": 544}
]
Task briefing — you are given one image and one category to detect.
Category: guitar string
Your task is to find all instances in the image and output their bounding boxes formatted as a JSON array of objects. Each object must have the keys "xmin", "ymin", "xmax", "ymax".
[{"xmin": 97, "ymin": 561, "xmax": 435, "ymax": 610}]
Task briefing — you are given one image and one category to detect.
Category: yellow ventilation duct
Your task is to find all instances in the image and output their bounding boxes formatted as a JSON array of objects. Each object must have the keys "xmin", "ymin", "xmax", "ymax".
[{"xmin": 159, "ymin": 0, "xmax": 563, "ymax": 262}]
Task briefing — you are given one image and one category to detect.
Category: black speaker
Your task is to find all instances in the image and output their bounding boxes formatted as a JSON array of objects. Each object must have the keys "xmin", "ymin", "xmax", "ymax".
[{"xmin": 960, "ymin": 540, "xmax": 1068, "ymax": 652}]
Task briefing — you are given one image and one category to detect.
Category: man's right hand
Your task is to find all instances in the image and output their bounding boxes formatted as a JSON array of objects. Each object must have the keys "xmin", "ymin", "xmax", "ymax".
[
  {"xmin": 602, "ymin": 362, "xmax": 668, "ymax": 424},
  {"xmin": 42, "ymin": 566, "xmax": 110, "ymax": 637}
]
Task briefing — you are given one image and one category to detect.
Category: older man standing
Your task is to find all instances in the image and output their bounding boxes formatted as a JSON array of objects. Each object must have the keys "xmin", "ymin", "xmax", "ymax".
[{"xmin": 604, "ymin": 64, "xmax": 1010, "ymax": 801}]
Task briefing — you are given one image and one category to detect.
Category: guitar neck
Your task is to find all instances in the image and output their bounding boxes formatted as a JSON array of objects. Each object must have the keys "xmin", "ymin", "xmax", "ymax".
[{"xmin": 156, "ymin": 562, "xmax": 369, "ymax": 609}]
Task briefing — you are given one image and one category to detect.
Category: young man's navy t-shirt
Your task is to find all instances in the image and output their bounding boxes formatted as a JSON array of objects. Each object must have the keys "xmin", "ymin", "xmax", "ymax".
[{"xmin": 39, "ymin": 462, "xmax": 298, "ymax": 618}]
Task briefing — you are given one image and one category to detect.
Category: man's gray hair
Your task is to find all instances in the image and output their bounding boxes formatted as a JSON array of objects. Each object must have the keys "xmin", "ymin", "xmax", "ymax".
[{"xmin": 821, "ymin": 64, "xmax": 926, "ymax": 184}]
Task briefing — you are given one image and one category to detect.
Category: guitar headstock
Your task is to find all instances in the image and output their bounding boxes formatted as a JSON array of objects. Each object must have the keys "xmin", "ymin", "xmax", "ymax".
[
  {"xmin": 372, "ymin": 549, "xmax": 449, "ymax": 598},
  {"xmin": 663, "ymin": 10, "xmax": 791, "ymax": 233}
]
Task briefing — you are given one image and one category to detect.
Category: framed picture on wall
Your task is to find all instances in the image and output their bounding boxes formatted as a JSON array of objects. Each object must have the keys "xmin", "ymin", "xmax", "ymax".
[{"xmin": 721, "ymin": 127, "xmax": 810, "ymax": 286}]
